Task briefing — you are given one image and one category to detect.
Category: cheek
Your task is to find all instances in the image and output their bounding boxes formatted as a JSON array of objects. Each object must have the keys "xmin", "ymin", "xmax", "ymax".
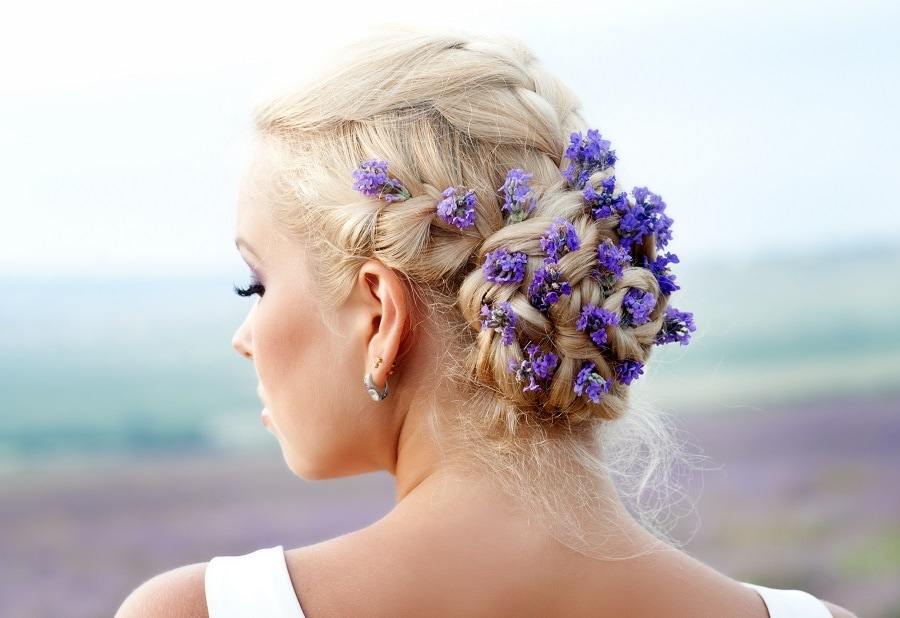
[{"xmin": 253, "ymin": 297, "xmax": 314, "ymax": 392}]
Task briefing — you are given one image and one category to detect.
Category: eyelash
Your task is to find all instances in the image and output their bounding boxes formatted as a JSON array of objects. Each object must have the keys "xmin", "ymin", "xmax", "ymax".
[{"xmin": 234, "ymin": 281, "xmax": 265, "ymax": 298}]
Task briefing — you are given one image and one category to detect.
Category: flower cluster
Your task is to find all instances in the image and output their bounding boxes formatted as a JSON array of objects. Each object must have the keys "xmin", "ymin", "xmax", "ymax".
[
  {"xmin": 351, "ymin": 159, "xmax": 411, "ymax": 203},
  {"xmin": 655, "ymin": 306, "xmax": 696, "ymax": 346},
  {"xmin": 618, "ymin": 186, "xmax": 674, "ymax": 250},
  {"xmin": 528, "ymin": 262, "xmax": 572, "ymax": 312},
  {"xmin": 596, "ymin": 240, "xmax": 631, "ymax": 289},
  {"xmin": 480, "ymin": 301, "xmax": 517, "ymax": 346},
  {"xmin": 573, "ymin": 362, "xmax": 612, "ymax": 403},
  {"xmin": 436, "ymin": 187, "xmax": 477, "ymax": 230},
  {"xmin": 615, "ymin": 359, "xmax": 644, "ymax": 386},
  {"xmin": 576, "ymin": 305, "xmax": 617, "ymax": 347},
  {"xmin": 540, "ymin": 217, "xmax": 581, "ymax": 261},
  {"xmin": 499, "ymin": 169, "xmax": 536, "ymax": 222},
  {"xmin": 564, "ymin": 130, "xmax": 617, "ymax": 189},
  {"xmin": 622, "ymin": 288, "xmax": 656, "ymax": 326},
  {"xmin": 483, "ymin": 248, "xmax": 528, "ymax": 284},
  {"xmin": 508, "ymin": 343, "xmax": 558, "ymax": 392},
  {"xmin": 584, "ymin": 176, "xmax": 628, "ymax": 220},
  {"xmin": 642, "ymin": 252, "xmax": 680, "ymax": 296}
]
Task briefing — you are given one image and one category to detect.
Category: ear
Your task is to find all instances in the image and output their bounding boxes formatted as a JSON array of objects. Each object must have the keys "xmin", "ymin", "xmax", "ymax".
[{"xmin": 352, "ymin": 259, "xmax": 410, "ymax": 386}]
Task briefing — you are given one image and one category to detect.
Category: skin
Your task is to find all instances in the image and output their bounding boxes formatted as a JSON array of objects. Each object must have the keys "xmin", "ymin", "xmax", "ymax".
[{"xmin": 116, "ymin": 158, "xmax": 857, "ymax": 617}]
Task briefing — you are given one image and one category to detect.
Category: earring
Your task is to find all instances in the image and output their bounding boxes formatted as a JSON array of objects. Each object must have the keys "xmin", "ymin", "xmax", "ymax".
[
  {"xmin": 364, "ymin": 373, "xmax": 389, "ymax": 402},
  {"xmin": 373, "ymin": 357, "xmax": 383, "ymax": 369}
]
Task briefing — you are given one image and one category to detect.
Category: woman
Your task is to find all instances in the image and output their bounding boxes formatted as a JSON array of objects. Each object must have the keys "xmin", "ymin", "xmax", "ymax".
[{"xmin": 118, "ymin": 29, "xmax": 854, "ymax": 617}]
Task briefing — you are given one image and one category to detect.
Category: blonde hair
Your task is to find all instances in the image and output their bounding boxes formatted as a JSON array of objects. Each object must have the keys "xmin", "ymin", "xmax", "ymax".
[{"xmin": 254, "ymin": 28, "xmax": 687, "ymax": 546}]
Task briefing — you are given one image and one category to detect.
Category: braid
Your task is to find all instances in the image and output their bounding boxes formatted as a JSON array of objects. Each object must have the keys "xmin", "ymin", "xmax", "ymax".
[{"xmin": 255, "ymin": 29, "xmax": 693, "ymax": 438}]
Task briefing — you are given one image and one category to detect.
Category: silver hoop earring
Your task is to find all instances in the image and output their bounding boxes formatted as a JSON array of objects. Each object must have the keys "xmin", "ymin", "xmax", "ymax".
[{"xmin": 364, "ymin": 373, "xmax": 389, "ymax": 402}]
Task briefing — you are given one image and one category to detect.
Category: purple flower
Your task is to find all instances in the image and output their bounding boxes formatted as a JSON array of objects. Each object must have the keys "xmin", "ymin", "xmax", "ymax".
[
  {"xmin": 437, "ymin": 187, "xmax": 477, "ymax": 230},
  {"xmin": 642, "ymin": 252, "xmax": 680, "ymax": 296},
  {"xmin": 619, "ymin": 186, "xmax": 672, "ymax": 249},
  {"xmin": 528, "ymin": 262, "xmax": 571, "ymax": 312},
  {"xmin": 483, "ymin": 248, "xmax": 528, "ymax": 284},
  {"xmin": 576, "ymin": 304, "xmax": 617, "ymax": 347},
  {"xmin": 499, "ymin": 169, "xmax": 536, "ymax": 222},
  {"xmin": 616, "ymin": 359, "xmax": 644, "ymax": 386},
  {"xmin": 655, "ymin": 306, "xmax": 696, "ymax": 346},
  {"xmin": 351, "ymin": 159, "xmax": 411, "ymax": 203},
  {"xmin": 508, "ymin": 342, "xmax": 558, "ymax": 392},
  {"xmin": 540, "ymin": 217, "xmax": 581, "ymax": 261},
  {"xmin": 573, "ymin": 361, "xmax": 612, "ymax": 404},
  {"xmin": 563, "ymin": 130, "xmax": 617, "ymax": 189},
  {"xmin": 583, "ymin": 176, "xmax": 628, "ymax": 220},
  {"xmin": 622, "ymin": 288, "xmax": 656, "ymax": 326},
  {"xmin": 480, "ymin": 301, "xmax": 517, "ymax": 346},
  {"xmin": 596, "ymin": 240, "xmax": 631, "ymax": 287}
]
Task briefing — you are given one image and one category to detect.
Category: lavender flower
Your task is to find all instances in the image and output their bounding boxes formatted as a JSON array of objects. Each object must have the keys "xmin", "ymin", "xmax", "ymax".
[
  {"xmin": 436, "ymin": 187, "xmax": 477, "ymax": 230},
  {"xmin": 508, "ymin": 342, "xmax": 558, "ymax": 392},
  {"xmin": 622, "ymin": 288, "xmax": 656, "ymax": 326},
  {"xmin": 583, "ymin": 176, "xmax": 628, "ymax": 220},
  {"xmin": 351, "ymin": 159, "xmax": 411, "ymax": 203},
  {"xmin": 499, "ymin": 169, "xmax": 536, "ymax": 222},
  {"xmin": 573, "ymin": 362, "xmax": 612, "ymax": 404},
  {"xmin": 483, "ymin": 248, "xmax": 528, "ymax": 284},
  {"xmin": 576, "ymin": 304, "xmax": 617, "ymax": 347},
  {"xmin": 480, "ymin": 301, "xmax": 518, "ymax": 346},
  {"xmin": 655, "ymin": 306, "xmax": 696, "ymax": 346},
  {"xmin": 563, "ymin": 130, "xmax": 617, "ymax": 189},
  {"xmin": 616, "ymin": 359, "xmax": 644, "ymax": 386},
  {"xmin": 618, "ymin": 186, "xmax": 673, "ymax": 249},
  {"xmin": 642, "ymin": 252, "xmax": 681, "ymax": 296},
  {"xmin": 540, "ymin": 217, "xmax": 581, "ymax": 261},
  {"xmin": 596, "ymin": 240, "xmax": 631, "ymax": 286},
  {"xmin": 528, "ymin": 262, "xmax": 572, "ymax": 312}
]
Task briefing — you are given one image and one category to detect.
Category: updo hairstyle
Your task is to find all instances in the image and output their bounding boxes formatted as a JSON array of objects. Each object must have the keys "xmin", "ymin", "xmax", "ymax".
[{"xmin": 253, "ymin": 30, "xmax": 685, "ymax": 441}]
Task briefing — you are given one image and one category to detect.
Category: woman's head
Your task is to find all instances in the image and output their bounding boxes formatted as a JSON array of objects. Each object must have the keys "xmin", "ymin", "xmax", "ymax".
[{"xmin": 246, "ymin": 29, "xmax": 692, "ymax": 444}]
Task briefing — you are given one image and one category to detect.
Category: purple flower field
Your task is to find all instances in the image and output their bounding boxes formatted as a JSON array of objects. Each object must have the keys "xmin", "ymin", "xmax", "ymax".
[{"xmin": 1, "ymin": 393, "xmax": 897, "ymax": 617}]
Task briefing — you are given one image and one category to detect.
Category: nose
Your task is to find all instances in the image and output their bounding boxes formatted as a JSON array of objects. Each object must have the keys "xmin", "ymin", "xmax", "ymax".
[{"xmin": 232, "ymin": 308, "xmax": 254, "ymax": 360}]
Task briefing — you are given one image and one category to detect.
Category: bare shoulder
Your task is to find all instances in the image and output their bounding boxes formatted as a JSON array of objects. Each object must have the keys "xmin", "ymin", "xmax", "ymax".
[
  {"xmin": 115, "ymin": 562, "xmax": 208, "ymax": 618},
  {"xmin": 823, "ymin": 601, "xmax": 858, "ymax": 618}
]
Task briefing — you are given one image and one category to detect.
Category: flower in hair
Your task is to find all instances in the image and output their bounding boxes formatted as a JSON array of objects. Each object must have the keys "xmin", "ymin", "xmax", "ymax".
[
  {"xmin": 596, "ymin": 240, "xmax": 631, "ymax": 287},
  {"xmin": 584, "ymin": 176, "xmax": 628, "ymax": 220},
  {"xmin": 483, "ymin": 248, "xmax": 528, "ymax": 284},
  {"xmin": 480, "ymin": 301, "xmax": 518, "ymax": 346},
  {"xmin": 642, "ymin": 252, "xmax": 681, "ymax": 296},
  {"xmin": 528, "ymin": 262, "xmax": 571, "ymax": 312},
  {"xmin": 352, "ymin": 159, "xmax": 411, "ymax": 203},
  {"xmin": 622, "ymin": 288, "xmax": 656, "ymax": 326},
  {"xmin": 573, "ymin": 362, "xmax": 612, "ymax": 404},
  {"xmin": 499, "ymin": 169, "xmax": 536, "ymax": 222},
  {"xmin": 616, "ymin": 359, "xmax": 644, "ymax": 386},
  {"xmin": 508, "ymin": 342, "xmax": 558, "ymax": 392},
  {"xmin": 655, "ymin": 306, "xmax": 696, "ymax": 346},
  {"xmin": 540, "ymin": 217, "xmax": 581, "ymax": 261},
  {"xmin": 576, "ymin": 304, "xmax": 617, "ymax": 347},
  {"xmin": 619, "ymin": 187, "xmax": 673, "ymax": 250},
  {"xmin": 436, "ymin": 187, "xmax": 477, "ymax": 230},
  {"xmin": 564, "ymin": 130, "xmax": 617, "ymax": 189}
]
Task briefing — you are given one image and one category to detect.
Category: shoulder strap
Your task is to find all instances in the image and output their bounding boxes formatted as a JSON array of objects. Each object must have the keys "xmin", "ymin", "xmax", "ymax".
[
  {"xmin": 743, "ymin": 583, "xmax": 831, "ymax": 618},
  {"xmin": 205, "ymin": 546, "xmax": 305, "ymax": 618}
]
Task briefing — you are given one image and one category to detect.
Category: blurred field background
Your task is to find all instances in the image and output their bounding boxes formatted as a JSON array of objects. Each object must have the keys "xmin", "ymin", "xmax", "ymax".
[
  {"xmin": 2, "ymin": 249, "xmax": 898, "ymax": 616},
  {"xmin": 3, "ymin": 0, "xmax": 899, "ymax": 616}
]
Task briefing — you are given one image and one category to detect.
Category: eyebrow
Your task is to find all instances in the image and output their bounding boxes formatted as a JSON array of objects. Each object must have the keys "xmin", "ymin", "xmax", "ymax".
[{"xmin": 235, "ymin": 237, "xmax": 257, "ymax": 255}]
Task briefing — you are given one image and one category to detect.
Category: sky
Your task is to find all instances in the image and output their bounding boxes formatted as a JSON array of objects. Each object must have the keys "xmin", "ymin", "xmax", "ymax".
[{"xmin": 2, "ymin": 0, "xmax": 898, "ymax": 277}]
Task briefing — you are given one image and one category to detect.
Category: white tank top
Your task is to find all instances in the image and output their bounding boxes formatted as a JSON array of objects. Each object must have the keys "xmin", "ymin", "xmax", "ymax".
[{"xmin": 205, "ymin": 546, "xmax": 833, "ymax": 617}]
